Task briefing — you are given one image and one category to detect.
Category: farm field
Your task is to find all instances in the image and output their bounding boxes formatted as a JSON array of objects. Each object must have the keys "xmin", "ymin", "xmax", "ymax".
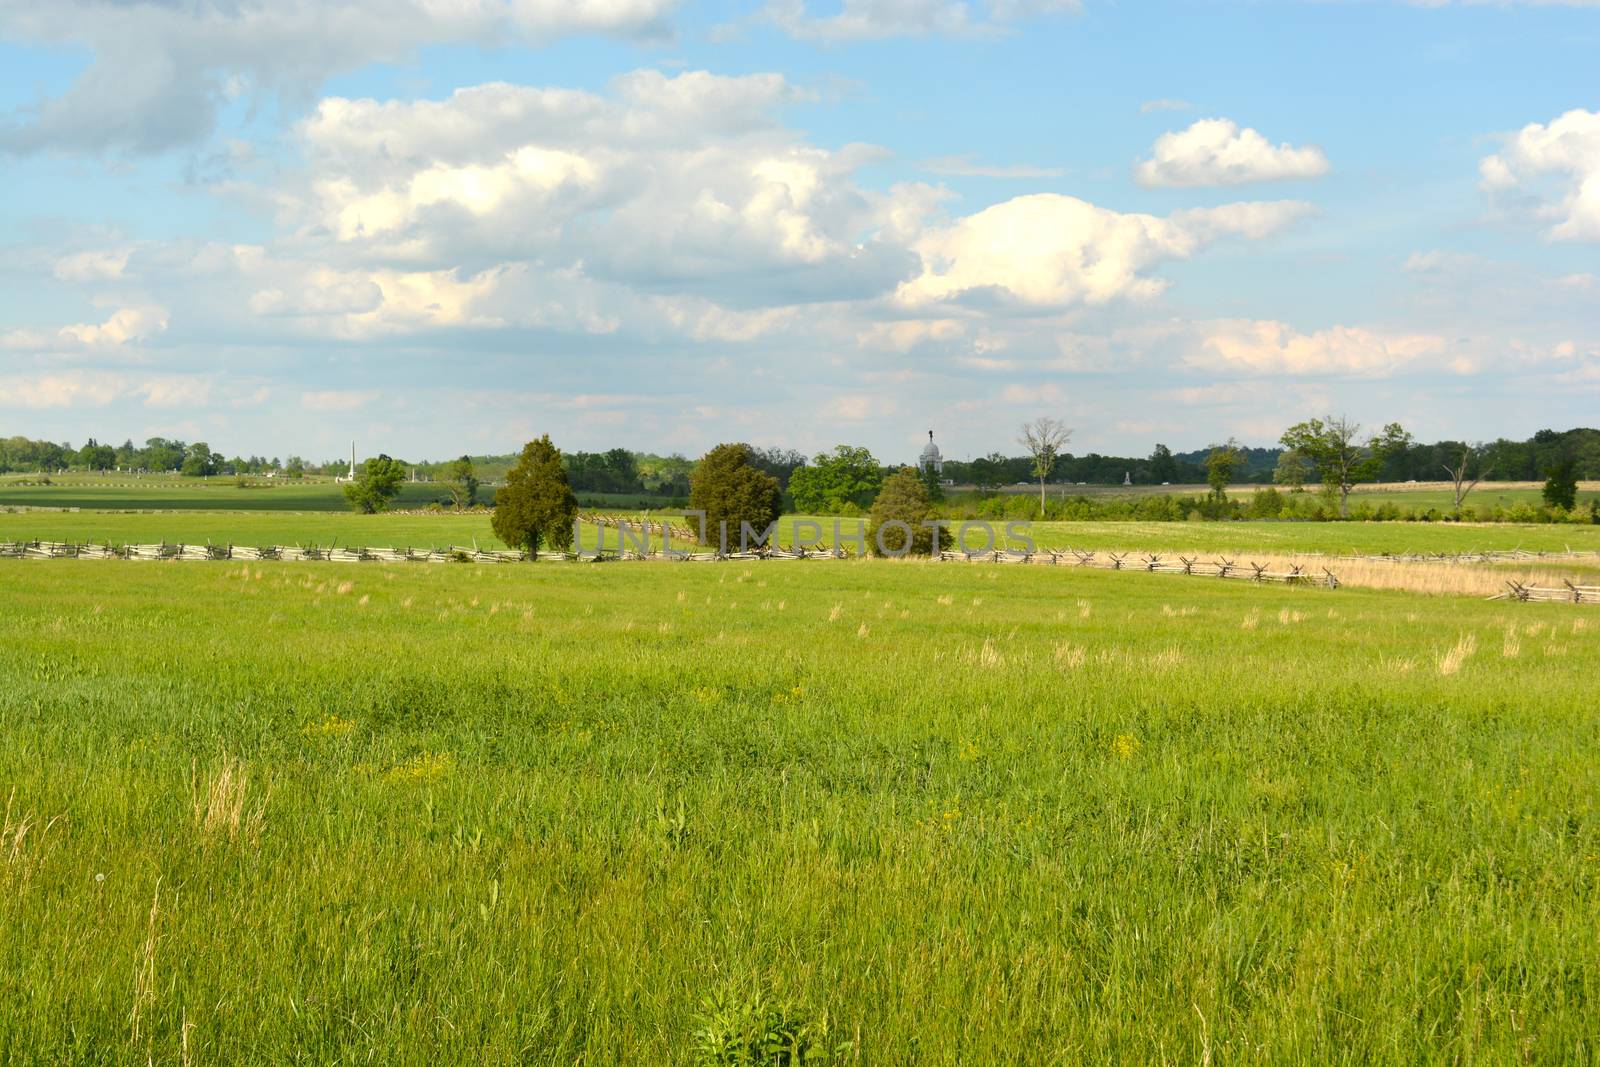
[
  {"xmin": 7, "ymin": 472, "xmax": 1593, "ymax": 518},
  {"xmin": 0, "ymin": 474, "xmax": 679, "ymax": 513},
  {"xmin": 2, "ymin": 558, "xmax": 1598, "ymax": 1063},
  {"xmin": 4, "ymin": 507, "xmax": 1600, "ymax": 560}
]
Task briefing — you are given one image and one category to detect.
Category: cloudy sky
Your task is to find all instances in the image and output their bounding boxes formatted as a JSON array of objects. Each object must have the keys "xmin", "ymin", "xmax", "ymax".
[{"xmin": 2, "ymin": 0, "xmax": 1598, "ymax": 464}]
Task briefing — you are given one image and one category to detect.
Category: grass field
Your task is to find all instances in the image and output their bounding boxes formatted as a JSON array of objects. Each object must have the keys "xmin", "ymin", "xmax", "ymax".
[
  {"xmin": 5, "ymin": 508, "xmax": 1600, "ymax": 559},
  {"xmin": 1, "ymin": 558, "xmax": 1596, "ymax": 1062},
  {"xmin": 7, "ymin": 472, "xmax": 1593, "ymax": 517}
]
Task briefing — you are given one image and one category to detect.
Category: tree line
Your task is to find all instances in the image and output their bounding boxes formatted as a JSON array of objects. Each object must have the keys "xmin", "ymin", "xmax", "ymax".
[{"xmin": 7, "ymin": 426, "xmax": 1599, "ymax": 510}]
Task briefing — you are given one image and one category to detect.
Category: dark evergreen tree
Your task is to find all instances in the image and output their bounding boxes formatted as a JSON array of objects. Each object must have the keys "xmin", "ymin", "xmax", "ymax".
[{"xmin": 492, "ymin": 436, "xmax": 578, "ymax": 558}]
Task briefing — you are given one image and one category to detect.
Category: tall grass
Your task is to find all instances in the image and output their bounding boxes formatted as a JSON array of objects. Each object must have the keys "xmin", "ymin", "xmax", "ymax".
[{"xmin": 0, "ymin": 561, "xmax": 1596, "ymax": 1062}]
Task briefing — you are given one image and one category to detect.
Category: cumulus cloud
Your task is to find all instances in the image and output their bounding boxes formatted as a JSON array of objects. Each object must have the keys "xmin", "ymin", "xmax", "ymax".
[
  {"xmin": 762, "ymin": 0, "xmax": 1080, "ymax": 42},
  {"xmin": 1479, "ymin": 108, "xmax": 1600, "ymax": 241},
  {"xmin": 1188, "ymin": 320, "xmax": 1451, "ymax": 376},
  {"xmin": 57, "ymin": 306, "xmax": 170, "ymax": 347},
  {"xmin": 0, "ymin": 0, "xmax": 677, "ymax": 154},
  {"xmin": 280, "ymin": 71, "xmax": 915, "ymax": 306},
  {"xmin": 897, "ymin": 195, "xmax": 1314, "ymax": 309},
  {"xmin": 0, "ymin": 370, "xmax": 225, "ymax": 409},
  {"xmin": 1135, "ymin": 118, "xmax": 1330, "ymax": 188}
]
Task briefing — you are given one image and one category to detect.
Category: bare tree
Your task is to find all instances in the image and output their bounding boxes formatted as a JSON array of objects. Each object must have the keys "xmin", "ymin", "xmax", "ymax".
[
  {"xmin": 1441, "ymin": 444, "xmax": 1485, "ymax": 512},
  {"xmin": 1017, "ymin": 417, "xmax": 1073, "ymax": 518}
]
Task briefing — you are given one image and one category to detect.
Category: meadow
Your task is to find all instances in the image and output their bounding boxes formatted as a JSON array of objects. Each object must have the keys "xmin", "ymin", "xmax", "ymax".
[
  {"xmin": 1, "ymin": 554, "xmax": 1598, "ymax": 1063},
  {"xmin": 7, "ymin": 496, "xmax": 1600, "ymax": 558}
]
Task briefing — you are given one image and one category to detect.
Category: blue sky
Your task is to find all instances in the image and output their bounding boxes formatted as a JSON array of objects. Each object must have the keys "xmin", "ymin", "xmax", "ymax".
[{"xmin": 1, "ymin": 0, "xmax": 1597, "ymax": 465}]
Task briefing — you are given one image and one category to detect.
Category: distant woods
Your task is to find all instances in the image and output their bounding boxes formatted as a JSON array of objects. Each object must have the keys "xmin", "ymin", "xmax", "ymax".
[{"xmin": 4, "ymin": 428, "xmax": 1600, "ymax": 505}]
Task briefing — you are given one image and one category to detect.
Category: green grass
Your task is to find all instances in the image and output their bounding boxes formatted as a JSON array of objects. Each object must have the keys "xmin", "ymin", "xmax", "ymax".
[
  {"xmin": 5, "ymin": 507, "xmax": 1600, "ymax": 558},
  {"xmin": 1, "ymin": 559, "xmax": 1596, "ymax": 1062},
  {"xmin": 0, "ymin": 472, "xmax": 453, "ymax": 511}
]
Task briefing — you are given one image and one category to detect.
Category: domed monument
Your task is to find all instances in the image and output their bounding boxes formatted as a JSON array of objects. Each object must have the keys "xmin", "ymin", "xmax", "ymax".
[{"xmin": 918, "ymin": 430, "xmax": 943, "ymax": 476}]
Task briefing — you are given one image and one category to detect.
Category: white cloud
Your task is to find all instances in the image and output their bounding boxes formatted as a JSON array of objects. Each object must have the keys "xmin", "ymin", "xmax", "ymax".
[
  {"xmin": 301, "ymin": 390, "xmax": 378, "ymax": 413},
  {"xmin": 0, "ymin": 370, "xmax": 226, "ymax": 409},
  {"xmin": 1188, "ymin": 320, "xmax": 1450, "ymax": 376},
  {"xmin": 53, "ymin": 248, "xmax": 132, "ymax": 282},
  {"xmin": 1139, "ymin": 98, "xmax": 1192, "ymax": 115},
  {"xmin": 1479, "ymin": 108, "xmax": 1600, "ymax": 241},
  {"xmin": 897, "ymin": 195, "xmax": 1313, "ymax": 309},
  {"xmin": 762, "ymin": 0, "xmax": 1079, "ymax": 42},
  {"xmin": 919, "ymin": 154, "xmax": 1065, "ymax": 178},
  {"xmin": 1135, "ymin": 118, "xmax": 1330, "ymax": 188},
  {"xmin": 57, "ymin": 306, "xmax": 169, "ymax": 347},
  {"xmin": 281, "ymin": 71, "xmax": 913, "ymax": 304},
  {"xmin": 0, "ymin": 0, "xmax": 678, "ymax": 153},
  {"xmin": 1, "ymin": 373, "xmax": 123, "ymax": 409}
]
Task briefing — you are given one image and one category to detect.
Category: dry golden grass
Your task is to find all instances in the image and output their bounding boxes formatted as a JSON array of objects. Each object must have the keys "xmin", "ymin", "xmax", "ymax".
[
  {"xmin": 191, "ymin": 755, "xmax": 267, "ymax": 844},
  {"xmin": 1026, "ymin": 548, "xmax": 1594, "ymax": 598},
  {"xmin": 1437, "ymin": 633, "xmax": 1479, "ymax": 676}
]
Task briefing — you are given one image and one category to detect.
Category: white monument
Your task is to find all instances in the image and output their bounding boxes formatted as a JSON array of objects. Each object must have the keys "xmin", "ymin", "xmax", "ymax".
[{"xmin": 918, "ymin": 430, "xmax": 943, "ymax": 476}]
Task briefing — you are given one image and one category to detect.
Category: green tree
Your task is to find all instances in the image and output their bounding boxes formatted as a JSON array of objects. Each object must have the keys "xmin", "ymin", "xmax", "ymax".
[
  {"xmin": 284, "ymin": 456, "xmax": 306, "ymax": 479},
  {"xmin": 76, "ymin": 438, "xmax": 115, "ymax": 470},
  {"xmin": 1274, "ymin": 449, "xmax": 1309, "ymax": 491},
  {"xmin": 492, "ymin": 435, "xmax": 577, "ymax": 558},
  {"xmin": 181, "ymin": 441, "xmax": 219, "ymax": 477},
  {"xmin": 1204, "ymin": 438, "xmax": 1243, "ymax": 501},
  {"xmin": 1148, "ymin": 443, "xmax": 1176, "ymax": 483},
  {"xmin": 968, "ymin": 452, "xmax": 1009, "ymax": 493},
  {"xmin": 786, "ymin": 445, "xmax": 883, "ymax": 513},
  {"xmin": 689, "ymin": 443, "xmax": 783, "ymax": 547},
  {"xmin": 868, "ymin": 467, "xmax": 951, "ymax": 557},
  {"xmin": 446, "ymin": 455, "xmax": 480, "ymax": 510},
  {"xmin": 342, "ymin": 454, "xmax": 406, "ymax": 514},
  {"xmin": 1543, "ymin": 457, "xmax": 1578, "ymax": 511},
  {"xmin": 920, "ymin": 461, "xmax": 945, "ymax": 504},
  {"xmin": 1278, "ymin": 417, "xmax": 1410, "ymax": 518}
]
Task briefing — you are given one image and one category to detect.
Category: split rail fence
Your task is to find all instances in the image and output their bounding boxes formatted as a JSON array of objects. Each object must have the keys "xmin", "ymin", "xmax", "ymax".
[
  {"xmin": 12, "ymin": 538, "xmax": 1600, "ymax": 604},
  {"xmin": 0, "ymin": 539, "xmax": 1340, "ymax": 592},
  {"xmin": 1499, "ymin": 580, "xmax": 1600, "ymax": 605}
]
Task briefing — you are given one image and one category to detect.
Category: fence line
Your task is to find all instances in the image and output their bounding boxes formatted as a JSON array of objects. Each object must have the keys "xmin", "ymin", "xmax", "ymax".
[
  {"xmin": 1498, "ymin": 580, "xmax": 1600, "ymax": 605},
  {"xmin": 1340, "ymin": 548, "xmax": 1600, "ymax": 565},
  {"xmin": 0, "ymin": 539, "xmax": 1345, "ymax": 590}
]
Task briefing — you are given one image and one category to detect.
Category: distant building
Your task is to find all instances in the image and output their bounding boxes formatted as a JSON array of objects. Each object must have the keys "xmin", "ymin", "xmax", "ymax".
[{"xmin": 918, "ymin": 430, "xmax": 943, "ymax": 476}]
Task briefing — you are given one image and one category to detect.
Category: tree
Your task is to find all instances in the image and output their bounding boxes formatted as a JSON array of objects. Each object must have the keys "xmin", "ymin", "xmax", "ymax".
[
  {"xmin": 492, "ymin": 435, "xmax": 578, "ymax": 558},
  {"xmin": 786, "ymin": 445, "xmax": 883, "ymax": 514},
  {"xmin": 342, "ymin": 454, "xmax": 406, "ymax": 513},
  {"xmin": 1148, "ymin": 443, "xmax": 1177, "ymax": 483},
  {"xmin": 284, "ymin": 456, "xmax": 306, "ymax": 479},
  {"xmin": 181, "ymin": 441, "xmax": 219, "ymax": 478},
  {"xmin": 1274, "ymin": 449, "xmax": 1309, "ymax": 491},
  {"xmin": 1204, "ymin": 438, "xmax": 1243, "ymax": 501},
  {"xmin": 446, "ymin": 455, "xmax": 480, "ymax": 510},
  {"xmin": 920, "ymin": 461, "xmax": 945, "ymax": 504},
  {"xmin": 689, "ymin": 443, "xmax": 782, "ymax": 546},
  {"xmin": 1543, "ymin": 457, "xmax": 1578, "ymax": 511},
  {"xmin": 868, "ymin": 468, "xmax": 951, "ymax": 557},
  {"xmin": 1441, "ymin": 443, "xmax": 1486, "ymax": 512},
  {"xmin": 76, "ymin": 438, "xmax": 115, "ymax": 470},
  {"xmin": 1278, "ymin": 417, "xmax": 1410, "ymax": 518},
  {"xmin": 968, "ymin": 452, "xmax": 1009, "ymax": 492},
  {"xmin": 1017, "ymin": 417, "xmax": 1073, "ymax": 518}
]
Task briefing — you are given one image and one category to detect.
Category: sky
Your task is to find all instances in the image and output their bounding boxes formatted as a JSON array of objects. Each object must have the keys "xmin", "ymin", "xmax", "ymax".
[{"xmin": 1, "ymin": 0, "xmax": 1598, "ymax": 466}]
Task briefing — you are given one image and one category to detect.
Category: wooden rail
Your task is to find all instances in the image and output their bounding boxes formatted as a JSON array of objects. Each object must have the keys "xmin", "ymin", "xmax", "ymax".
[{"xmin": 1500, "ymin": 580, "xmax": 1600, "ymax": 605}]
